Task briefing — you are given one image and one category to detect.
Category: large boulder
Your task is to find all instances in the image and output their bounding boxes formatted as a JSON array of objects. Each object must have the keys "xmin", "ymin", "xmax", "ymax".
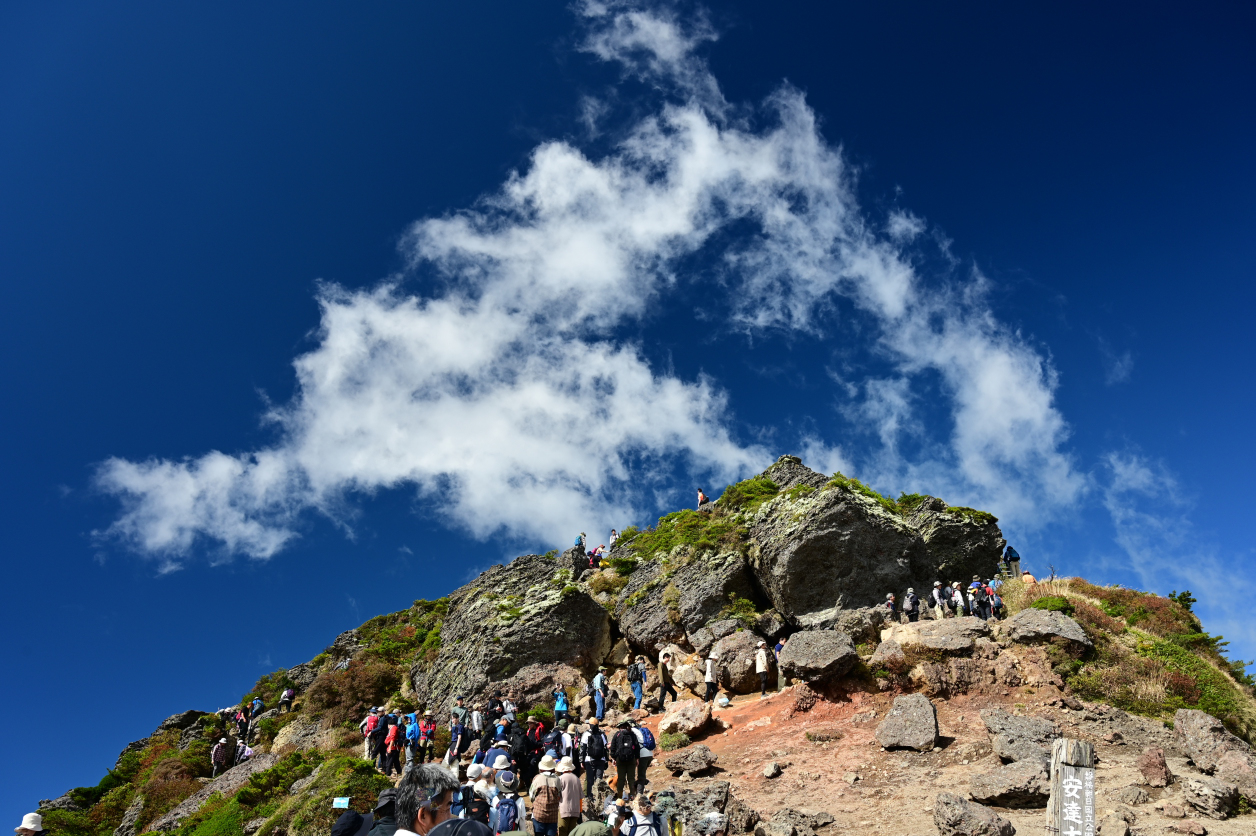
[
  {"xmin": 883, "ymin": 617, "xmax": 989, "ymax": 653},
  {"xmin": 617, "ymin": 552, "xmax": 762, "ymax": 655},
  {"xmin": 968, "ymin": 762, "xmax": 1050, "ymax": 808},
  {"xmin": 409, "ymin": 553, "xmax": 611, "ymax": 711},
  {"xmin": 688, "ymin": 620, "xmax": 741, "ymax": 659},
  {"xmin": 1173, "ymin": 709, "xmax": 1256, "ymax": 799},
  {"xmin": 777, "ymin": 631, "xmax": 858, "ymax": 682},
  {"xmin": 900, "ymin": 497, "xmax": 1006, "ymax": 581},
  {"xmin": 1136, "ymin": 747, "xmax": 1173, "ymax": 787},
  {"xmin": 667, "ymin": 781, "xmax": 759, "ymax": 834},
  {"xmin": 712, "ymin": 630, "xmax": 767, "ymax": 694},
  {"xmin": 933, "ymin": 792, "xmax": 1015, "ymax": 836},
  {"xmin": 664, "ymin": 744, "xmax": 718, "ymax": 776},
  {"xmin": 660, "ymin": 699, "xmax": 712, "ymax": 736},
  {"xmin": 868, "ymin": 639, "xmax": 906, "ymax": 672},
  {"xmin": 285, "ymin": 662, "xmax": 320, "ymax": 691},
  {"xmin": 1005, "ymin": 609, "xmax": 1092, "ymax": 655},
  {"xmin": 154, "ymin": 710, "xmax": 208, "ymax": 734},
  {"xmin": 1183, "ymin": 776, "xmax": 1240, "ymax": 820},
  {"xmin": 875, "ymin": 694, "xmax": 938, "ymax": 751},
  {"xmin": 980, "ymin": 709, "xmax": 1059, "ymax": 769},
  {"xmin": 832, "ymin": 606, "xmax": 890, "ymax": 645}
]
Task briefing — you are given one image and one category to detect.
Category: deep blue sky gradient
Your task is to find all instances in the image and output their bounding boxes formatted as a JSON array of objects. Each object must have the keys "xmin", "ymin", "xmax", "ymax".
[{"xmin": 2, "ymin": 0, "xmax": 1254, "ymax": 820}]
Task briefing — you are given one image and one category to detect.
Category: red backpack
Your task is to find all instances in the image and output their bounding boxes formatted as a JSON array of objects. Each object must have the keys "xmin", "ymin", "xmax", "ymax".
[{"xmin": 365, "ymin": 715, "xmax": 380, "ymax": 736}]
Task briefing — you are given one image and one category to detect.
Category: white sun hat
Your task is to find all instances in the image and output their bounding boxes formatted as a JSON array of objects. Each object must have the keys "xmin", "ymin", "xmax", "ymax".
[{"xmin": 15, "ymin": 814, "xmax": 42, "ymax": 833}]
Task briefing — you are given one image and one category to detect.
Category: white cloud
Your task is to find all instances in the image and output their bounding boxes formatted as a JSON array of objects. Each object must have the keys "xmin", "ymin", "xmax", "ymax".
[
  {"xmin": 1098, "ymin": 337, "xmax": 1134, "ymax": 385},
  {"xmin": 96, "ymin": 1, "xmax": 1085, "ymax": 565}
]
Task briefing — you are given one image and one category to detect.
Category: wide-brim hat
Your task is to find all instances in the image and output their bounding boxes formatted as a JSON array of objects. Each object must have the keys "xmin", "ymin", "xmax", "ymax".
[
  {"xmin": 617, "ymin": 720, "xmax": 632, "ymax": 728},
  {"xmin": 756, "ymin": 640, "xmax": 766, "ymax": 647},
  {"xmin": 934, "ymin": 581, "xmax": 942, "ymax": 586},
  {"xmin": 16, "ymin": 814, "xmax": 42, "ymax": 833},
  {"xmin": 598, "ymin": 665, "xmax": 607, "ymax": 671},
  {"xmin": 491, "ymin": 755, "xmax": 511, "ymax": 770},
  {"xmin": 219, "ymin": 738, "xmax": 227, "ymax": 744},
  {"xmin": 538, "ymin": 754, "xmax": 558, "ymax": 771},
  {"xmin": 526, "ymin": 717, "xmax": 538, "ymax": 724},
  {"xmin": 374, "ymin": 788, "xmax": 397, "ymax": 812},
  {"xmin": 496, "ymin": 770, "xmax": 519, "ymax": 793},
  {"xmin": 708, "ymin": 653, "xmax": 719, "ymax": 660},
  {"xmin": 907, "ymin": 588, "xmax": 915, "ymax": 594},
  {"xmin": 556, "ymin": 756, "xmax": 575, "ymax": 773}
]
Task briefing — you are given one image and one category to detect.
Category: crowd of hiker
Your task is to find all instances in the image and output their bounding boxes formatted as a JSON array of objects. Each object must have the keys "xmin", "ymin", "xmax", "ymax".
[{"xmin": 883, "ymin": 546, "xmax": 1031, "ymax": 624}]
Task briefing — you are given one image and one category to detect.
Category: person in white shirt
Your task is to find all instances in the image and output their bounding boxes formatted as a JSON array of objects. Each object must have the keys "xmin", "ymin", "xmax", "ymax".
[
  {"xmin": 704, "ymin": 654, "xmax": 719, "ymax": 703},
  {"xmin": 619, "ymin": 795, "xmax": 664, "ymax": 836},
  {"xmin": 630, "ymin": 722, "xmax": 654, "ymax": 795},
  {"xmin": 754, "ymin": 641, "xmax": 769, "ymax": 697}
]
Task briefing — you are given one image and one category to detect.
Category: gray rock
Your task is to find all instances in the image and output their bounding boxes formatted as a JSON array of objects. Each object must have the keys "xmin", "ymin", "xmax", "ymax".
[
  {"xmin": 113, "ymin": 794, "xmax": 144, "ymax": 836},
  {"xmin": 760, "ymin": 809, "xmax": 825, "ymax": 836},
  {"xmin": 149, "ymin": 754, "xmax": 278, "ymax": 831},
  {"xmin": 875, "ymin": 694, "xmax": 938, "ymax": 751},
  {"xmin": 868, "ymin": 639, "xmax": 905, "ymax": 672},
  {"xmin": 902, "ymin": 497, "xmax": 1006, "ymax": 581},
  {"xmin": 285, "ymin": 662, "xmax": 320, "ymax": 691},
  {"xmin": 712, "ymin": 629, "xmax": 768, "ymax": 693},
  {"xmin": 1173, "ymin": 709, "xmax": 1256, "ymax": 799},
  {"xmin": 776, "ymin": 630, "xmax": 858, "ymax": 682},
  {"xmin": 761, "ymin": 456, "xmax": 829, "ymax": 492},
  {"xmin": 326, "ymin": 628, "xmax": 365, "ymax": 661},
  {"xmin": 155, "ymin": 710, "xmax": 208, "ymax": 734},
  {"xmin": 754, "ymin": 610, "xmax": 789, "ymax": 641},
  {"xmin": 1005, "ymin": 609, "xmax": 1092, "ymax": 654},
  {"xmin": 408, "ymin": 553, "xmax": 611, "ymax": 711},
  {"xmin": 665, "ymin": 744, "xmax": 718, "ymax": 776},
  {"xmin": 288, "ymin": 763, "xmax": 323, "ymax": 795},
  {"xmin": 243, "ymin": 819, "xmax": 267, "ymax": 836},
  {"xmin": 659, "ymin": 699, "xmax": 712, "ymax": 736},
  {"xmin": 1098, "ymin": 815, "xmax": 1129, "ymax": 836},
  {"xmin": 980, "ymin": 709, "xmax": 1059, "ymax": 769},
  {"xmin": 763, "ymin": 761, "xmax": 782, "ymax": 779},
  {"xmin": 689, "ymin": 620, "xmax": 742, "ymax": 659},
  {"xmin": 831, "ymin": 607, "xmax": 890, "ymax": 645},
  {"xmin": 38, "ymin": 793, "xmax": 81, "ymax": 812},
  {"xmin": 968, "ymin": 761, "xmax": 1050, "ymax": 808},
  {"xmin": 1183, "ymin": 776, "xmax": 1239, "ymax": 820},
  {"xmin": 667, "ymin": 781, "xmax": 759, "ymax": 834},
  {"xmin": 1116, "ymin": 785, "xmax": 1149, "ymax": 805},
  {"xmin": 933, "ymin": 792, "xmax": 1015, "ymax": 836}
]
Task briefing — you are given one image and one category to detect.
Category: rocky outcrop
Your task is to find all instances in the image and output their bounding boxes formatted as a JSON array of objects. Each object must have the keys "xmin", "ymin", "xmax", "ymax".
[
  {"xmin": 883, "ymin": 617, "xmax": 990, "ymax": 653},
  {"xmin": 149, "ymin": 754, "xmax": 278, "ymax": 831},
  {"xmin": 901, "ymin": 497, "xmax": 1005, "ymax": 582},
  {"xmin": 1174, "ymin": 709, "xmax": 1256, "ymax": 799},
  {"xmin": 868, "ymin": 639, "xmax": 905, "ymax": 672},
  {"xmin": 664, "ymin": 744, "xmax": 718, "ymax": 776},
  {"xmin": 689, "ymin": 620, "xmax": 741, "ymax": 659},
  {"xmin": 1004, "ymin": 609, "xmax": 1092, "ymax": 655},
  {"xmin": 113, "ymin": 794, "xmax": 144, "ymax": 836},
  {"xmin": 617, "ymin": 551, "xmax": 762, "ymax": 656},
  {"xmin": 285, "ymin": 662, "xmax": 320, "ymax": 691},
  {"xmin": 875, "ymin": 694, "xmax": 938, "ymax": 751},
  {"xmin": 1183, "ymin": 776, "xmax": 1239, "ymax": 819},
  {"xmin": 155, "ymin": 710, "xmax": 208, "ymax": 734},
  {"xmin": 712, "ymin": 630, "xmax": 767, "ymax": 694},
  {"xmin": 831, "ymin": 607, "xmax": 890, "ymax": 645},
  {"xmin": 667, "ymin": 781, "xmax": 759, "ymax": 833},
  {"xmin": 933, "ymin": 792, "xmax": 1015, "ymax": 836},
  {"xmin": 776, "ymin": 631, "xmax": 858, "ymax": 682},
  {"xmin": 409, "ymin": 553, "xmax": 611, "ymax": 711},
  {"xmin": 980, "ymin": 709, "xmax": 1059, "ymax": 769},
  {"xmin": 660, "ymin": 699, "xmax": 712, "ymax": 736},
  {"xmin": 968, "ymin": 762, "xmax": 1050, "ymax": 808}
]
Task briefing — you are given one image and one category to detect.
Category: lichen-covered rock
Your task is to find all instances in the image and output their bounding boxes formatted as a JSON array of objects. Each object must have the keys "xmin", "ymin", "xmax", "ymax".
[
  {"xmin": 777, "ymin": 631, "xmax": 858, "ymax": 682},
  {"xmin": 980, "ymin": 709, "xmax": 1059, "ymax": 768},
  {"xmin": 1005, "ymin": 609, "xmax": 1092, "ymax": 655},
  {"xmin": 660, "ymin": 699, "xmax": 712, "ymax": 736},
  {"xmin": 875, "ymin": 694, "xmax": 938, "ymax": 751},
  {"xmin": 831, "ymin": 606, "xmax": 890, "ymax": 645},
  {"xmin": 754, "ymin": 610, "xmax": 788, "ymax": 641},
  {"xmin": 933, "ymin": 792, "xmax": 1015, "ymax": 836},
  {"xmin": 968, "ymin": 761, "xmax": 1050, "ymax": 808},
  {"xmin": 155, "ymin": 710, "xmax": 208, "ymax": 734},
  {"xmin": 883, "ymin": 616, "xmax": 990, "ymax": 654},
  {"xmin": 1136, "ymin": 747, "xmax": 1173, "ymax": 787},
  {"xmin": 1183, "ymin": 776, "xmax": 1239, "ymax": 820},
  {"xmin": 900, "ymin": 497, "xmax": 1006, "ymax": 582},
  {"xmin": 408, "ymin": 553, "xmax": 611, "ymax": 712},
  {"xmin": 285, "ymin": 662, "xmax": 320, "ymax": 691},
  {"xmin": 1173, "ymin": 709, "xmax": 1256, "ymax": 799},
  {"xmin": 668, "ymin": 781, "xmax": 759, "ymax": 834},
  {"xmin": 113, "ymin": 794, "xmax": 144, "ymax": 836},
  {"xmin": 712, "ymin": 629, "xmax": 767, "ymax": 694},
  {"xmin": 664, "ymin": 744, "xmax": 718, "ymax": 775}
]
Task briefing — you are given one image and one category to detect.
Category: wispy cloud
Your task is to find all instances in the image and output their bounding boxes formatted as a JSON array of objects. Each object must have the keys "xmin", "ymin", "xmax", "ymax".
[
  {"xmin": 1098, "ymin": 337, "xmax": 1134, "ymax": 385},
  {"xmin": 95, "ymin": 0, "xmax": 1083, "ymax": 566}
]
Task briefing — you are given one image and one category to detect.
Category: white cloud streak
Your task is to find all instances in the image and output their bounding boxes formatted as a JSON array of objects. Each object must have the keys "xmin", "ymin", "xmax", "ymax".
[{"xmin": 96, "ymin": 1, "xmax": 1085, "ymax": 565}]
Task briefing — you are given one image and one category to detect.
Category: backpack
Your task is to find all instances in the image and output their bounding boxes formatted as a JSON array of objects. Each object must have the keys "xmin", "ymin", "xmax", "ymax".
[
  {"xmin": 542, "ymin": 729, "xmax": 561, "ymax": 752},
  {"xmin": 495, "ymin": 796, "xmax": 518, "ymax": 834},
  {"xmin": 365, "ymin": 715, "xmax": 379, "ymax": 735},
  {"xmin": 626, "ymin": 663, "xmax": 642, "ymax": 683},
  {"xmin": 611, "ymin": 729, "xmax": 639, "ymax": 762},
  {"xmin": 638, "ymin": 727, "xmax": 655, "ymax": 751},
  {"xmin": 626, "ymin": 813, "xmax": 664, "ymax": 836},
  {"xmin": 509, "ymin": 727, "xmax": 527, "ymax": 760},
  {"xmin": 584, "ymin": 731, "xmax": 607, "ymax": 762},
  {"xmin": 462, "ymin": 788, "xmax": 490, "ymax": 824},
  {"xmin": 532, "ymin": 774, "xmax": 561, "ymax": 823},
  {"xmin": 974, "ymin": 586, "xmax": 989, "ymax": 603}
]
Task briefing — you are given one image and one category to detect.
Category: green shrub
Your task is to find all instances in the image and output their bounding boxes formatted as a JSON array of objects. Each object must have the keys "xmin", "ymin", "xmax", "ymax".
[
  {"xmin": 716, "ymin": 477, "xmax": 779, "ymax": 512},
  {"xmin": 588, "ymin": 572, "xmax": 629, "ymax": 596},
  {"xmin": 1031, "ymin": 596, "xmax": 1076, "ymax": 616},
  {"xmin": 784, "ymin": 484, "xmax": 815, "ymax": 501},
  {"xmin": 944, "ymin": 506, "xmax": 998, "ymax": 525},
  {"xmin": 237, "ymin": 751, "xmax": 323, "ymax": 808},
  {"xmin": 242, "ymin": 670, "xmax": 297, "ymax": 709},
  {"xmin": 620, "ymin": 509, "xmax": 747, "ymax": 559},
  {"xmin": 38, "ymin": 809, "xmax": 93, "ymax": 836},
  {"xmin": 658, "ymin": 732, "xmax": 690, "ymax": 751},
  {"xmin": 825, "ymin": 473, "xmax": 897, "ymax": 514},
  {"xmin": 303, "ymin": 660, "xmax": 401, "ymax": 727},
  {"xmin": 895, "ymin": 493, "xmax": 929, "ymax": 514},
  {"xmin": 525, "ymin": 705, "xmax": 555, "ymax": 725},
  {"xmin": 608, "ymin": 557, "xmax": 639, "ymax": 577},
  {"xmin": 718, "ymin": 593, "xmax": 759, "ymax": 629}
]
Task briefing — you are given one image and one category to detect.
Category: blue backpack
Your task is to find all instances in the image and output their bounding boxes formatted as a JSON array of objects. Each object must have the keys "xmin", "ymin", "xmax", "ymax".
[
  {"xmin": 638, "ymin": 727, "xmax": 656, "ymax": 751},
  {"xmin": 495, "ymin": 797, "xmax": 518, "ymax": 834}
]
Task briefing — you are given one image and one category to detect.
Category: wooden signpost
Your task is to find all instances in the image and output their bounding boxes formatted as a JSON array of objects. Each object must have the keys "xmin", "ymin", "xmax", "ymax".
[{"xmin": 1046, "ymin": 738, "xmax": 1096, "ymax": 836}]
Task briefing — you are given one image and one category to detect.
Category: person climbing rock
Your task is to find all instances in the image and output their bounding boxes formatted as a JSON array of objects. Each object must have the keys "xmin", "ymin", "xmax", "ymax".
[
  {"xmin": 696, "ymin": 488, "xmax": 709, "ymax": 507},
  {"xmin": 580, "ymin": 719, "xmax": 609, "ymax": 800},
  {"xmin": 630, "ymin": 720, "xmax": 655, "ymax": 797},
  {"xmin": 1003, "ymin": 545, "xmax": 1021, "ymax": 577},
  {"xmin": 655, "ymin": 653, "xmax": 678, "ymax": 710},
  {"xmin": 703, "ymin": 653, "xmax": 719, "ymax": 703},
  {"xmin": 210, "ymin": 737, "xmax": 229, "ymax": 777},
  {"xmin": 626, "ymin": 655, "xmax": 646, "ymax": 709},
  {"xmin": 552, "ymin": 687, "xmax": 570, "ymax": 724},
  {"xmin": 754, "ymin": 641, "xmax": 770, "ymax": 697},
  {"xmin": 278, "ymin": 687, "xmax": 295, "ymax": 713},
  {"xmin": 609, "ymin": 529, "xmax": 619, "ymax": 549}
]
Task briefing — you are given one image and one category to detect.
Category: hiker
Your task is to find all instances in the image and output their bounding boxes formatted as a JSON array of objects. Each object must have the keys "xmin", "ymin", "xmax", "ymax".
[
  {"xmin": 372, "ymin": 710, "xmax": 393, "ymax": 770},
  {"xmin": 970, "ymin": 576, "xmax": 990, "ymax": 621},
  {"xmin": 446, "ymin": 712, "xmax": 466, "ymax": 766},
  {"xmin": 626, "ymin": 655, "xmax": 647, "ymax": 709},
  {"xmin": 278, "ymin": 687, "xmax": 295, "ymax": 713},
  {"xmin": 251, "ymin": 697, "xmax": 265, "ymax": 718},
  {"xmin": 755, "ymin": 641, "xmax": 770, "ymax": 697},
  {"xmin": 417, "ymin": 711, "xmax": 437, "ymax": 763},
  {"xmin": 610, "ymin": 720, "xmax": 639, "ymax": 799},
  {"xmin": 884, "ymin": 592, "xmax": 898, "ymax": 620},
  {"xmin": 773, "ymin": 637, "xmax": 787, "ymax": 690},
  {"xmin": 452, "ymin": 696, "xmax": 470, "ymax": 727},
  {"xmin": 592, "ymin": 666, "xmax": 609, "ymax": 720},
  {"xmin": 331, "ymin": 810, "xmax": 374, "ymax": 836},
  {"xmin": 360, "ymin": 708, "xmax": 380, "ymax": 758},
  {"xmin": 485, "ymin": 692, "xmax": 504, "ymax": 725},
  {"xmin": 13, "ymin": 815, "xmax": 45, "ymax": 836},
  {"xmin": 384, "ymin": 714, "xmax": 404, "ymax": 776},
  {"xmin": 580, "ymin": 719, "xmax": 609, "ymax": 800},
  {"xmin": 491, "ymin": 769, "xmax": 524, "ymax": 835},
  {"xmin": 631, "ymin": 721, "xmax": 655, "ymax": 797},
  {"xmin": 556, "ymin": 757, "xmax": 581, "ymax": 836},
  {"xmin": 395, "ymin": 763, "xmax": 491, "ymax": 836},
  {"xmin": 950, "ymin": 582, "xmax": 966, "ymax": 616},
  {"xmin": 990, "ymin": 584, "xmax": 1005, "ymax": 620},
  {"xmin": 553, "ymin": 687, "xmax": 570, "ymax": 724},
  {"xmin": 1003, "ymin": 545, "xmax": 1021, "ymax": 577},
  {"xmin": 576, "ymin": 532, "xmax": 587, "ymax": 551},
  {"xmin": 696, "ymin": 488, "xmax": 709, "ymax": 507},
  {"xmin": 369, "ymin": 788, "xmax": 399, "ymax": 836},
  {"xmin": 619, "ymin": 795, "xmax": 664, "ymax": 836},
  {"xmin": 903, "ymin": 588, "xmax": 920, "ymax": 623},
  {"xmin": 609, "ymin": 529, "xmax": 619, "ymax": 548},
  {"xmin": 703, "ymin": 653, "xmax": 719, "ymax": 703},
  {"xmin": 930, "ymin": 581, "xmax": 948, "ymax": 619},
  {"xmin": 460, "ymin": 764, "xmax": 491, "ymax": 825},
  {"xmin": 470, "ymin": 703, "xmax": 485, "ymax": 736},
  {"xmin": 235, "ymin": 741, "xmax": 254, "ymax": 766},
  {"xmin": 556, "ymin": 720, "xmax": 576, "ymax": 760},
  {"xmin": 655, "ymin": 653, "xmax": 678, "ymax": 710},
  {"xmin": 529, "ymin": 755, "xmax": 562, "ymax": 836},
  {"xmin": 210, "ymin": 737, "xmax": 229, "ymax": 777},
  {"xmin": 501, "ymin": 695, "xmax": 518, "ymax": 723},
  {"xmin": 235, "ymin": 709, "xmax": 250, "ymax": 743},
  {"xmin": 525, "ymin": 718, "xmax": 548, "ymax": 783}
]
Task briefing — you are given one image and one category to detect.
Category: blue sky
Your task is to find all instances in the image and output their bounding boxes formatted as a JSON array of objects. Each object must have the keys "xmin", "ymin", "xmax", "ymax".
[{"xmin": 2, "ymin": 0, "xmax": 1253, "ymax": 819}]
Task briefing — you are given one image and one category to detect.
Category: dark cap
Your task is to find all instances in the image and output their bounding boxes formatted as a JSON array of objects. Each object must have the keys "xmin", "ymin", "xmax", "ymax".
[
  {"xmin": 330, "ymin": 811, "xmax": 374, "ymax": 836},
  {"xmin": 374, "ymin": 788, "xmax": 397, "ymax": 811}
]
